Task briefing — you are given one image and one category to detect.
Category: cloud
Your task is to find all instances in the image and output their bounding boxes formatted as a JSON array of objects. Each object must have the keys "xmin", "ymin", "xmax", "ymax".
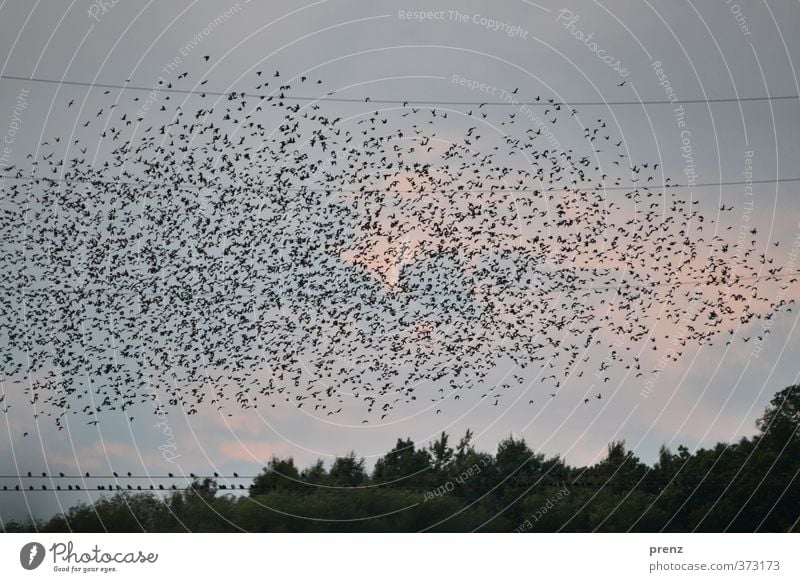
[{"xmin": 218, "ymin": 439, "xmax": 293, "ymax": 463}]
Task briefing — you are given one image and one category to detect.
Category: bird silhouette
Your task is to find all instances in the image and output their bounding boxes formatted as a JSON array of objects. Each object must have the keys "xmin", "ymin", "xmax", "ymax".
[{"xmin": 0, "ymin": 53, "xmax": 793, "ymax": 436}]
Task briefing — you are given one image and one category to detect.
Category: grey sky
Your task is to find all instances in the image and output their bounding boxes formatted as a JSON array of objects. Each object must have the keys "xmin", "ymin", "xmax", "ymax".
[{"xmin": 1, "ymin": 0, "xmax": 799, "ymax": 523}]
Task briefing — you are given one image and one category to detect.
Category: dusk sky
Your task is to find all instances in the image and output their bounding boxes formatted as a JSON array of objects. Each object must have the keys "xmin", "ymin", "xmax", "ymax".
[{"xmin": 1, "ymin": 0, "xmax": 800, "ymax": 524}]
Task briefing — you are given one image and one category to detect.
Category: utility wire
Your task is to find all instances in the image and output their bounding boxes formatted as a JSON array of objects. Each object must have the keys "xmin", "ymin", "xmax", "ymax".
[
  {"xmin": 0, "ymin": 479, "xmax": 780, "ymax": 492},
  {"xmin": 1, "ymin": 74, "xmax": 798, "ymax": 107},
  {"xmin": 0, "ymin": 475, "xmax": 259, "ymax": 479},
  {"xmin": 2, "ymin": 173, "xmax": 799, "ymax": 194},
  {"xmin": 17, "ymin": 271, "xmax": 800, "ymax": 297}
]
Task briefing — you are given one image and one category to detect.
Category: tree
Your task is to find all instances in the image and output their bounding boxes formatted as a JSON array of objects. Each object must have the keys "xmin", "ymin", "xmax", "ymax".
[
  {"xmin": 301, "ymin": 459, "xmax": 328, "ymax": 485},
  {"xmin": 250, "ymin": 456, "xmax": 302, "ymax": 494},
  {"xmin": 329, "ymin": 452, "xmax": 367, "ymax": 487},
  {"xmin": 189, "ymin": 477, "xmax": 218, "ymax": 500},
  {"xmin": 586, "ymin": 440, "xmax": 648, "ymax": 490},
  {"xmin": 455, "ymin": 429, "xmax": 475, "ymax": 460},
  {"xmin": 372, "ymin": 438, "xmax": 432, "ymax": 486},
  {"xmin": 15, "ymin": 384, "xmax": 800, "ymax": 533},
  {"xmin": 428, "ymin": 431, "xmax": 453, "ymax": 473},
  {"xmin": 756, "ymin": 384, "xmax": 800, "ymax": 452},
  {"xmin": 495, "ymin": 434, "xmax": 542, "ymax": 480}
]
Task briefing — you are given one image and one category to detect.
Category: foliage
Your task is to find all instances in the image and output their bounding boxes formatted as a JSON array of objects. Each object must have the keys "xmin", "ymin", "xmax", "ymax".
[{"xmin": 7, "ymin": 385, "xmax": 800, "ymax": 533}]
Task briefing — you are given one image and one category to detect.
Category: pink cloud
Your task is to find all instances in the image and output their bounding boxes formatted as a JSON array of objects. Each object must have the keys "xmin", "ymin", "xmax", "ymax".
[{"xmin": 218, "ymin": 439, "xmax": 292, "ymax": 463}]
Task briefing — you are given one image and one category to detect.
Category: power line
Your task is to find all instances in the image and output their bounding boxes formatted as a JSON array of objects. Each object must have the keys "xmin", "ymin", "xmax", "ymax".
[
  {"xmin": 556, "ymin": 271, "xmax": 799, "ymax": 292},
  {"xmin": 0, "ymin": 487, "xmax": 245, "ymax": 492},
  {"xmin": 0, "ymin": 479, "xmax": 782, "ymax": 492},
  {"xmin": 0, "ymin": 475, "xmax": 258, "ymax": 479},
  {"xmin": 16, "ymin": 271, "xmax": 800, "ymax": 297},
  {"xmin": 2, "ymin": 173, "xmax": 799, "ymax": 194},
  {"xmin": 1, "ymin": 73, "xmax": 798, "ymax": 107},
  {"xmin": 0, "ymin": 474, "xmax": 790, "ymax": 484}
]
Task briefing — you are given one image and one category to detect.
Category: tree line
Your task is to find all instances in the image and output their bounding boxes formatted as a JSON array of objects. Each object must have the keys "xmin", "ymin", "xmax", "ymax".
[{"xmin": 5, "ymin": 385, "xmax": 798, "ymax": 532}]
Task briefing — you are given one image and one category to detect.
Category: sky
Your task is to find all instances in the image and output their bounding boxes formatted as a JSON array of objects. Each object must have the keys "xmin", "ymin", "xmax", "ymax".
[{"xmin": 1, "ymin": 0, "xmax": 800, "ymax": 523}]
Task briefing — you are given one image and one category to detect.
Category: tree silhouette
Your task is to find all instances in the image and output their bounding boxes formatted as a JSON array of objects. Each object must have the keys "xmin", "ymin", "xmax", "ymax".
[
  {"xmin": 250, "ymin": 456, "xmax": 302, "ymax": 494},
  {"xmin": 6, "ymin": 385, "xmax": 799, "ymax": 533},
  {"xmin": 328, "ymin": 452, "xmax": 367, "ymax": 487}
]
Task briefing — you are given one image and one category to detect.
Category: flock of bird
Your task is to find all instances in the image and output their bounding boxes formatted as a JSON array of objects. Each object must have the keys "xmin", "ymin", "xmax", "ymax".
[
  {"xmin": 1, "ymin": 470, "xmax": 250, "ymax": 492},
  {"xmin": 0, "ymin": 57, "xmax": 795, "ymax": 430}
]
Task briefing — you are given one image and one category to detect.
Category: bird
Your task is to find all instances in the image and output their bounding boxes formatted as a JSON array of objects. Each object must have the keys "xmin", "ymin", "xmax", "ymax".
[{"xmin": 0, "ymin": 48, "xmax": 791, "ymax": 438}]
